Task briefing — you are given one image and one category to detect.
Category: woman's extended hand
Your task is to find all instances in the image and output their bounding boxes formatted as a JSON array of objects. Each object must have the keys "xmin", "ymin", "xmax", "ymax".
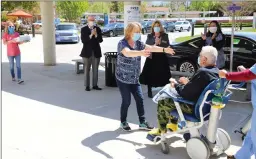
[
  {"xmin": 141, "ymin": 49, "xmax": 151, "ymax": 57},
  {"xmin": 164, "ymin": 47, "xmax": 175, "ymax": 55},
  {"xmin": 237, "ymin": 65, "xmax": 246, "ymax": 72},
  {"xmin": 201, "ymin": 32, "xmax": 206, "ymax": 40},
  {"xmin": 219, "ymin": 70, "xmax": 228, "ymax": 78}
]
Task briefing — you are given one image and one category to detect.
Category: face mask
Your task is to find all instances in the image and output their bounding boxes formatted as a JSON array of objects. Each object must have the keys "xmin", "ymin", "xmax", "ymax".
[
  {"xmin": 209, "ymin": 27, "xmax": 217, "ymax": 33},
  {"xmin": 8, "ymin": 27, "xmax": 15, "ymax": 34},
  {"xmin": 197, "ymin": 56, "xmax": 201, "ymax": 65},
  {"xmin": 132, "ymin": 33, "xmax": 141, "ymax": 42},
  {"xmin": 88, "ymin": 21, "xmax": 94, "ymax": 27},
  {"xmin": 154, "ymin": 27, "xmax": 160, "ymax": 33}
]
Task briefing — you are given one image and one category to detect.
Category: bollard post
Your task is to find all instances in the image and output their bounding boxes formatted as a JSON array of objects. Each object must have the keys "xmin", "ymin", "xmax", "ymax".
[
  {"xmin": 32, "ymin": 24, "xmax": 35, "ymax": 37},
  {"xmin": 246, "ymin": 81, "xmax": 251, "ymax": 101},
  {"xmin": 204, "ymin": 23, "xmax": 208, "ymax": 34},
  {"xmin": 191, "ymin": 23, "xmax": 194, "ymax": 37}
]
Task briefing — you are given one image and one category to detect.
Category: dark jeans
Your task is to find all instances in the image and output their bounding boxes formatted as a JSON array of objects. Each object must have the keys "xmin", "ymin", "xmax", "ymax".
[{"xmin": 116, "ymin": 79, "xmax": 145, "ymax": 123}]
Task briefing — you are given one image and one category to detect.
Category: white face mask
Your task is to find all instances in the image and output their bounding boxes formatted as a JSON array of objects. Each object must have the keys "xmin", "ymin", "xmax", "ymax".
[
  {"xmin": 88, "ymin": 21, "xmax": 94, "ymax": 27},
  {"xmin": 209, "ymin": 27, "xmax": 217, "ymax": 33}
]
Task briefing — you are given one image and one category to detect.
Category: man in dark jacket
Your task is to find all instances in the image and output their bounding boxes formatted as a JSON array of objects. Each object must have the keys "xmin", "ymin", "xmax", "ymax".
[
  {"xmin": 80, "ymin": 16, "xmax": 103, "ymax": 91},
  {"xmin": 148, "ymin": 46, "xmax": 219, "ymax": 137}
]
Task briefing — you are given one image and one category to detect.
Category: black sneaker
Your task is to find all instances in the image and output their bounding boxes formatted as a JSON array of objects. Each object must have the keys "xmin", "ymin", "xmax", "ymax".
[
  {"xmin": 120, "ymin": 122, "xmax": 131, "ymax": 131},
  {"xmin": 139, "ymin": 121, "xmax": 154, "ymax": 130}
]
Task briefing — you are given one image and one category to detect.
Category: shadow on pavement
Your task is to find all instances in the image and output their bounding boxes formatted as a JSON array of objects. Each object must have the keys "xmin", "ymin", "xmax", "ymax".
[
  {"xmin": 2, "ymin": 62, "xmax": 249, "ymax": 152},
  {"xmin": 81, "ymin": 128, "xmax": 186, "ymax": 159}
]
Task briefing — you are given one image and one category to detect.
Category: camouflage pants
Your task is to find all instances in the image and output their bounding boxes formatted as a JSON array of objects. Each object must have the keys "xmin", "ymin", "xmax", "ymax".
[{"xmin": 157, "ymin": 98, "xmax": 193, "ymax": 132}]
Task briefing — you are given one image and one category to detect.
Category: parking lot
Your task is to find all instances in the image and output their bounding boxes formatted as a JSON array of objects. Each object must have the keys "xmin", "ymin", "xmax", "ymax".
[{"xmin": 2, "ymin": 27, "xmax": 255, "ymax": 159}]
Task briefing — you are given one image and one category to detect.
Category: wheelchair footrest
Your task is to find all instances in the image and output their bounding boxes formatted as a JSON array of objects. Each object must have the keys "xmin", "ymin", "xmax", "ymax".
[{"xmin": 146, "ymin": 134, "xmax": 161, "ymax": 142}]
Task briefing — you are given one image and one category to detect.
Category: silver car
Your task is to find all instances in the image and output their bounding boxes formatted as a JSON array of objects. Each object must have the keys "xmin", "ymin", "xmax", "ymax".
[
  {"xmin": 55, "ymin": 23, "xmax": 80, "ymax": 43},
  {"xmin": 175, "ymin": 21, "xmax": 191, "ymax": 32}
]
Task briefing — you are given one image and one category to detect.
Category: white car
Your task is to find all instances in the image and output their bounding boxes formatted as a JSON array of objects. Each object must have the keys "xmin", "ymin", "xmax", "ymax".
[
  {"xmin": 175, "ymin": 21, "xmax": 191, "ymax": 32},
  {"xmin": 33, "ymin": 20, "xmax": 42, "ymax": 28}
]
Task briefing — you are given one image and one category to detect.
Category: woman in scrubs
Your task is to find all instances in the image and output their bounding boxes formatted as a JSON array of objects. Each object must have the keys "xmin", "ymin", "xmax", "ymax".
[{"xmin": 219, "ymin": 64, "xmax": 256, "ymax": 159}]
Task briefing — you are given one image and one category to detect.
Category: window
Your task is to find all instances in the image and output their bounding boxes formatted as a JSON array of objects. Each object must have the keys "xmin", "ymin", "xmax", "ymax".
[
  {"xmin": 56, "ymin": 25, "xmax": 76, "ymax": 30},
  {"xmin": 226, "ymin": 36, "xmax": 255, "ymax": 54},
  {"xmin": 235, "ymin": 38, "xmax": 255, "ymax": 52}
]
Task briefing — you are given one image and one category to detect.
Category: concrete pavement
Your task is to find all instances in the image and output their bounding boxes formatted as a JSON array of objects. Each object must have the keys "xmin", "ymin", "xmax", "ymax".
[{"xmin": 2, "ymin": 29, "xmax": 255, "ymax": 159}]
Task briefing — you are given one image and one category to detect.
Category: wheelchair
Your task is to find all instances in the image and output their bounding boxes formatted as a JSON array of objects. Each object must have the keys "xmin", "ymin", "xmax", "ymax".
[{"xmin": 147, "ymin": 78, "xmax": 245, "ymax": 159}]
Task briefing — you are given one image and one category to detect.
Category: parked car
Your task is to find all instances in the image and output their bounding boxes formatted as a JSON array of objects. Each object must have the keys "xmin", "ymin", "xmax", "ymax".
[
  {"xmin": 140, "ymin": 21, "xmax": 153, "ymax": 34},
  {"xmin": 33, "ymin": 20, "xmax": 42, "ymax": 29},
  {"xmin": 160, "ymin": 20, "xmax": 168, "ymax": 33},
  {"xmin": 55, "ymin": 23, "xmax": 80, "ymax": 43},
  {"xmin": 168, "ymin": 32, "xmax": 256, "ymax": 73},
  {"xmin": 102, "ymin": 23, "xmax": 124, "ymax": 37},
  {"xmin": 174, "ymin": 21, "xmax": 191, "ymax": 32},
  {"xmin": 163, "ymin": 21, "xmax": 175, "ymax": 32},
  {"xmin": 167, "ymin": 22, "xmax": 175, "ymax": 32}
]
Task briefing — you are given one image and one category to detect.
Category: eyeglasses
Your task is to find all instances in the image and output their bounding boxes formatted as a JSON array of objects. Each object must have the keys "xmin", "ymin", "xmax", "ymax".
[{"xmin": 8, "ymin": 26, "xmax": 15, "ymax": 28}]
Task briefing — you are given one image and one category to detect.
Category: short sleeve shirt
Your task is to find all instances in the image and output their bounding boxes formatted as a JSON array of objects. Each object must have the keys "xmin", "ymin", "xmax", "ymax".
[
  {"xmin": 2, "ymin": 32, "xmax": 21, "ymax": 56},
  {"xmin": 115, "ymin": 38, "xmax": 145, "ymax": 84}
]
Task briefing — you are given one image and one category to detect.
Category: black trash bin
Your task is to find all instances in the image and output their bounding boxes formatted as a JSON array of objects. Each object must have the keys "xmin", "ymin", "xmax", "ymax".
[{"xmin": 104, "ymin": 52, "xmax": 118, "ymax": 87}]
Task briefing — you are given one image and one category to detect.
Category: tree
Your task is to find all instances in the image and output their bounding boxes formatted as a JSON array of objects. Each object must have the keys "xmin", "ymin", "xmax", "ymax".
[
  {"xmin": 56, "ymin": 1, "xmax": 89, "ymax": 22},
  {"xmin": 1, "ymin": 1, "xmax": 39, "ymax": 12},
  {"xmin": 86, "ymin": 2, "xmax": 110, "ymax": 13}
]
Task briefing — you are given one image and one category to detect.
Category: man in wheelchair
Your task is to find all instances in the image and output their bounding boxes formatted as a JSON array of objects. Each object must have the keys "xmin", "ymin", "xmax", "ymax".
[{"xmin": 148, "ymin": 46, "xmax": 219, "ymax": 137}]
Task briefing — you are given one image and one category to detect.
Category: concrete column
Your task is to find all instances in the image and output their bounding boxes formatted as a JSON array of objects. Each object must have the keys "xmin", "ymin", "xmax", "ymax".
[
  {"xmin": 124, "ymin": 2, "xmax": 141, "ymax": 28},
  {"xmin": 40, "ymin": 2, "xmax": 56, "ymax": 66}
]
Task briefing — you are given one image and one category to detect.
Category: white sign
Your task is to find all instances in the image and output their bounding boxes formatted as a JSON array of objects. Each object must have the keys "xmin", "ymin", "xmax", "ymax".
[{"xmin": 124, "ymin": 5, "xmax": 141, "ymax": 28}]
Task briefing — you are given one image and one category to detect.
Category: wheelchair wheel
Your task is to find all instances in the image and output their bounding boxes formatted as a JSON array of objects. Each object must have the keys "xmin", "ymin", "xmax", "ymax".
[
  {"xmin": 186, "ymin": 137, "xmax": 210, "ymax": 159},
  {"xmin": 216, "ymin": 128, "xmax": 231, "ymax": 151},
  {"xmin": 160, "ymin": 142, "xmax": 170, "ymax": 154}
]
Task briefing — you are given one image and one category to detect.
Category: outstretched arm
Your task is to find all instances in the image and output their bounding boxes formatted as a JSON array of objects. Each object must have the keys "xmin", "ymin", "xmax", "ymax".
[{"xmin": 219, "ymin": 66, "xmax": 256, "ymax": 81}]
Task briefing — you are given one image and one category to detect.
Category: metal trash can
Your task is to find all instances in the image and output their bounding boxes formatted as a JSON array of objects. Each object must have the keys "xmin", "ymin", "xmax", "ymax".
[{"xmin": 104, "ymin": 52, "xmax": 118, "ymax": 87}]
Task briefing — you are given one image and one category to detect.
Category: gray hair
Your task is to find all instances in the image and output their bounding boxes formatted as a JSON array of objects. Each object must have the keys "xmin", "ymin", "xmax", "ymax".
[{"xmin": 200, "ymin": 46, "xmax": 218, "ymax": 65}]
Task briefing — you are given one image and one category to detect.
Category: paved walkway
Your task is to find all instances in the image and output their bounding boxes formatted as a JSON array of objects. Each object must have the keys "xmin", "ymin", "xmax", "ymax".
[{"xmin": 2, "ymin": 35, "xmax": 255, "ymax": 159}]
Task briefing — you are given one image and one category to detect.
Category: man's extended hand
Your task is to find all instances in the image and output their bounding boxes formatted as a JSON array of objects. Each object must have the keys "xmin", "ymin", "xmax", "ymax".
[
  {"xmin": 179, "ymin": 77, "xmax": 189, "ymax": 85},
  {"xmin": 169, "ymin": 78, "xmax": 177, "ymax": 88}
]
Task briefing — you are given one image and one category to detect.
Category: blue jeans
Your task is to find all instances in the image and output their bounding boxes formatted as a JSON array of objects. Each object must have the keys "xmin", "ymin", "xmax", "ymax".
[
  {"xmin": 116, "ymin": 79, "xmax": 145, "ymax": 123},
  {"xmin": 8, "ymin": 55, "xmax": 21, "ymax": 79}
]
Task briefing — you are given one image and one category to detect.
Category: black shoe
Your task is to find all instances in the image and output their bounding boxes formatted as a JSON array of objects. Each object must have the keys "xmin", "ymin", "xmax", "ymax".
[
  {"xmin": 93, "ymin": 86, "xmax": 102, "ymax": 90},
  {"xmin": 85, "ymin": 87, "xmax": 90, "ymax": 91},
  {"xmin": 120, "ymin": 122, "xmax": 131, "ymax": 131}
]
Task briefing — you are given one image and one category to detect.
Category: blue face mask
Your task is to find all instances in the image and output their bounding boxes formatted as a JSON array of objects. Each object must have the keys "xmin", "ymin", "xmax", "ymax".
[
  {"xmin": 8, "ymin": 27, "xmax": 15, "ymax": 34},
  {"xmin": 132, "ymin": 33, "xmax": 141, "ymax": 42},
  {"xmin": 154, "ymin": 27, "xmax": 160, "ymax": 33}
]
